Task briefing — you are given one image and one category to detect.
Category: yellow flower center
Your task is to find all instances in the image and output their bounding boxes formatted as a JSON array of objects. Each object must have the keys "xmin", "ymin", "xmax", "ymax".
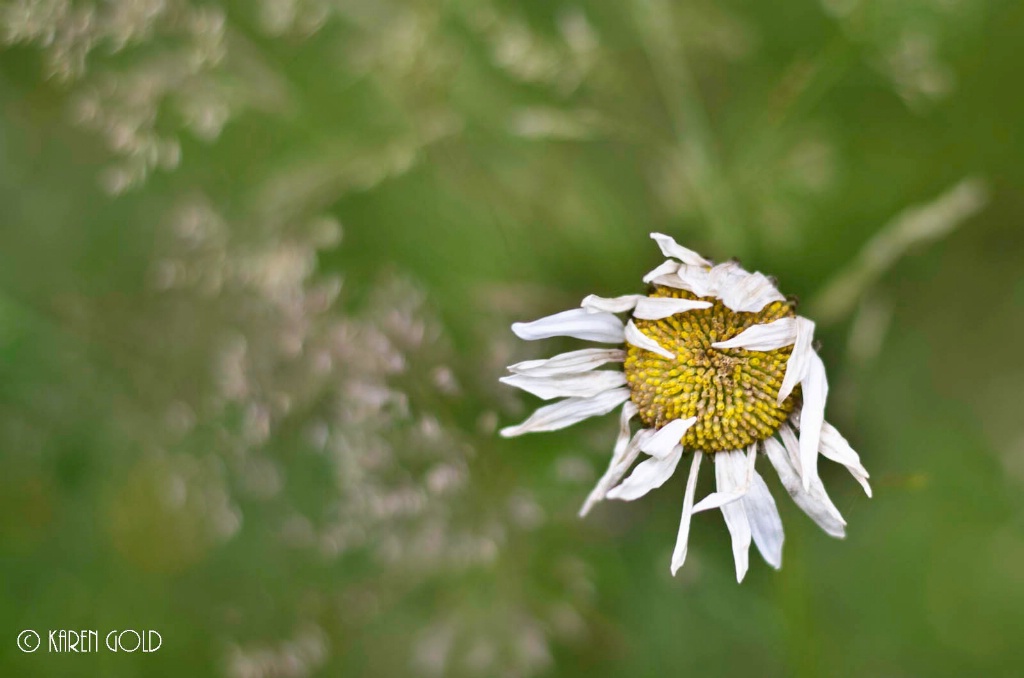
[{"xmin": 624, "ymin": 287, "xmax": 798, "ymax": 453}]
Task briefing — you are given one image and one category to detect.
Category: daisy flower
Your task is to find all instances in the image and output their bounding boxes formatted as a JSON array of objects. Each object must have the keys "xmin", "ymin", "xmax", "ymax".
[{"xmin": 500, "ymin": 233, "xmax": 871, "ymax": 582}]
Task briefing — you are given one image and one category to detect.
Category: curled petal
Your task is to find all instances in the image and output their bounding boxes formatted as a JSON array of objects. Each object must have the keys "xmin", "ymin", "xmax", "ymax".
[
  {"xmin": 606, "ymin": 444, "xmax": 684, "ymax": 501},
  {"xmin": 508, "ymin": 348, "xmax": 625, "ymax": 377},
  {"xmin": 581, "ymin": 294, "xmax": 644, "ymax": 314},
  {"xmin": 500, "ymin": 371, "xmax": 627, "ymax": 400},
  {"xmin": 641, "ymin": 417, "xmax": 697, "ymax": 459},
  {"xmin": 742, "ymin": 468, "xmax": 784, "ymax": 569},
  {"xmin": 512, "ymin": 308, "xmax": 625, "ymax": 343},
  {"xmin": 579, "ymin": 404, "xmax": 642, "ymax": 517},
  {"xmin": 798, "ymin": 354, "xmax": 828, "ymax": 492},
  {"xmin": 500, "ymin": 388, "xmax": 631, "ymax": 437},
  {"xmin": 715, "ymin": 449, "xmax": 752, "ymax": 583},
  {"xmin": 778, "ymin": 317, "xmax": 816, "ymax": 404},
  {"xmin": 765, "ymin": 437, "xmax": 846, "ymax": 537},
  {"xmin": 633, "ymin": 297, "xmax": 712, "ymax": 320},
  {"xmin": 671, "ymin": 451, "xmax": 704, "ymax": 576},
  {"xmin": 650, "ymin": 233, "xmax": 712, "ymax": 267},
  {"xmin": 642, "ymin": 259, "xmax": 681, "ymax": 283},
  {"xmin": 712, "ymin": 317, "xmax": 798, "ymax": 351},
  {"xmin": 625, "ymin": 320, "xmax": 675, "ymax": 360},
  {"xmin": 819, "ymin": 421, "xmax": 873, "ymax": 497}
]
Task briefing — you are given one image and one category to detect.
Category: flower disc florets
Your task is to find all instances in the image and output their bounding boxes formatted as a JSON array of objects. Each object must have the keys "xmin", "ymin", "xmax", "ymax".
[
  {"xmin": 500, "ymin": 233, "xmax": 873, "ymax": 583},
  {"xmin": 625, "ymin": 287, "xmax": 797, "ymax": 453}
]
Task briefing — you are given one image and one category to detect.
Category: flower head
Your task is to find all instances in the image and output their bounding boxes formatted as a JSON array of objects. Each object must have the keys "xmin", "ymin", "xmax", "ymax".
[{"xmin": 500, "ymin": 233, "xmax": 871, "ymax": 582}]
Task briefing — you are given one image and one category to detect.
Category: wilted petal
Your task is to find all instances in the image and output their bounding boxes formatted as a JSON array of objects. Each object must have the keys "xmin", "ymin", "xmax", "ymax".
[
  {"xmin": 798, "ymin": 353, "xmax": 828, "ymax": 491},
  {"xmin": 512, "ymin": 308, "xmax": 625, "ymax": 343},
  {"xmin": 633, "ymin": 296, "xmax": 712, "ymax": 320},
  {"xmin": 671, "ymin": 451, "xmax": 703, "ymax": 576},
  {"xmin": 670, "ymin": 265, "xmax": 717, "ymax": 298},
  {"xmin": 764, "ymin": 437, "xmax": 846, "ymax": 537},
  {"xmin": 715, "ymin": 449, "xmax": 752, "ymax": 583},
  {"xmin": 742, "ymin": 467, "xmax": 784, "ymax": 569},
  {"xmin": 642, "ymin": 259, "xmax": 680, "ymax": 283},
  {"xmin": 624, "ymin": 320, "xmax": 675, "ymax": 359},
  {"xmin": 579, "ymin": 404, "xmax": 641, "ymax": 517},
  {"xmin": 778, "ymin": 317, "xmax": 815, "ymax": 403},
  {"xmin": 500, "ymin": 370, "xmax": 627, "ymax": 400},
  {"xmin": 606, "ymin": 444, "xmax": 684, "ymax": 501},
  {"xmin": 640, "ymin": 417, "xmax": 697, "ymax": 459},
  {"xmin": 581, "ymin": 294, "xmax": 644, "ymax": 314},
  {"xmin": 500, "ymin": 388, "xmax": 630, "ymax": 437},
  {"xmin": 712, "ymin": 317, "xmax": 798, "ymax": 351},
  {"xmin": 508, "ymin": 348, "xmax": 625, "ymax": 377},
  {"xmin": 719, "ymin": 270, "xmax": 786, "ymax": 313},
  {"xmin": 691, "ymin": 446, "xmax": 756, "ymax": 514},
  {"xmin": 819, "ymin": 421, "xmax": 872, "ymax": 497},
  {"xmin": 650, "ymin": 233, "xmax": 712, "ymax": 267}
]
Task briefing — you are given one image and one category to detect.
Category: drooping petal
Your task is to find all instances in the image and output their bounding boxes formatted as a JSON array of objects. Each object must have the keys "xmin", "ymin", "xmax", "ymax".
[
  {"xmin": 764, "ymin": 437, "xmax": 846, "ymax": 538},
  {"xmin": 624, "ymin": 320, "xmax": 675, "ymax": 360},
  {"xmin": 719, "ymin": 270, "xmax": 786, "ymax": 313},
  {"xmin": 632, "ymin": 296, "xmax": 712, "ymax": 320},
  {"xmin": 580, "ymin": 294, "xmax": 645, "ymax": 314},
  {"xmin": 640, "ymin": 417, "xmax": 697, "ymax": 459},
  {"xmin": 579, "ymin": 404, "xmax": 641, "ymax": 517},
  {"xmin": 711, "ymin": 317, "xmax": 798, "ymax": 351},
  {"xmin": 819, "ymin": 421, "xmax": 873, "ymax": 497},
  {"xmin": 606, "ymin": 444, "xmax": 684, "ymax": 501},
  {"xmin": 500, "ymin": 388, "xmax": 631, "ymax": 437},
  {"xmin": 667, "ymin": 265, "xmax": 717, "ymax": 298},
  {"xmin": 650, "ymin": 233, "xmax": 712, "ymax": 267},
  {"xmin": 797, "ymin": 353, "xmax": 828, "ymax": 491},
  {"xmin": 512, "ymin": 308, "xmax": 625, "ymax": 343},
  {"xmin": 691, "ymin": 446, "xmax": 755, "ymax": 514},
  {"xmin": 500, "ymin": 370, "xmax": 627, "ymax": 400},
  {"xmin": 778, "ymin": 317, "xmax": 815, "ymax": 404},
  {"xmin": 715, "ymin": 449, "xmax": 752, "ymax": 583},
  {"xmin": 671, "ymin": 451, "xmax": 703, "ymax": 576},
  {"xmin": 741, "ymin": 467, "xmax": 784, "ymax": 569},
  {"xmin": 507, "ymin": 348, "xmax": 625, "ymax": 377},
  {"xmin": 642, "ymin": 259, "xmax": 680, "ymax": 284}
]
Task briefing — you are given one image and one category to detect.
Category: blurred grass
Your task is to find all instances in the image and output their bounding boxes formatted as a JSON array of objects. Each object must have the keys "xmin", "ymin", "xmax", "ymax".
[{"xmin": 2, "ymin": 0, "xmax": 1024, "ymax": 677}]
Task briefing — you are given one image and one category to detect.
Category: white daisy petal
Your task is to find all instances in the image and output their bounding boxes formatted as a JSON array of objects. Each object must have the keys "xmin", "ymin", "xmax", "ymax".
[
  {"xmin": 606, "ymin": 444, "xmax": 684, "ymax": 501},
  {"xmin": 642, "ymin": 259, "xmax": 681, "ymax": 283},
  {"xmin": 512, "ymin": 308, "xmax": 625, "ymax": 343},
  {"xmin": 691, "ymin": 446, "xmax": 756, "ymax": 514},
  {"xmin": 633, "ymin": 296, "xmax": 712, "ymax": 320},
  {"xmin": 640, "ymin": 417, "xmax": 697, "ymax": 459},
  {"xmin": 765, "ymin": 437, "xmax": 846, "ymax": 537},
  {"xmin": 778, "ymin": 317, "xmax": 815, "ymax": 404},
  {"xmin": 508, "ymin": 348, "xmax": 626, "ymax": 377},
  {"xmin": 715, "ymin": 449, "xmax": 752, "ymax": 583},
  {"xmin": 624, "ymin": 320, "xmax": 675, "ymax": 360},
  {"xmin": 580, "ymin": 294, "xmax": 645, "ymax": 314},
  {"xmin": 579, "ymin": 404, "xmax": 642, "ymax": 517},
  {"xmin": 500, "ymin": 387, "xmax": 631, "ymax": 437},
  {"xmin": 798, "ymin": 353, "xmax": 828, "ymax": 491},
  {"xmin": 500, "ymin": 371, "xmax": 627, "ymax": 400},
  {"xmin": 819, "ymin": 421, "xmax": 873, "ymax": 497},
  {"xmin": 719, "ymin": 270, "xmax": 786, "ymax": 313},
  {"xmin": 649, "ymin": 233, "xmax": 712, "ymax": 267},
  {"xmin": 711, "ymin": 317, "xmax": 798, "ymax": 351},
  {"xmin": 742, "ymin": 467, "xmax": 784, "ymax": 569},
  {"xmin": 667, "ymin": 265, "xmax": 717, "ymax": 298},
  {"xmin": 671, "ymin": 451, "xmax": 703, "ymax": 576}
]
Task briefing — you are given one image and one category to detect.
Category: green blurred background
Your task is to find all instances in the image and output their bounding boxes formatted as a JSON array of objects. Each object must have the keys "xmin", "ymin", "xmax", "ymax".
[{"xmin": 2, "ymin": 0, "xmax": 1023, "ymax": 676}]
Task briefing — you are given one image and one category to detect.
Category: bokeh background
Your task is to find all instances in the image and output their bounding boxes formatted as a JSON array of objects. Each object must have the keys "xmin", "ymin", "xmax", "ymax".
[{"xmin": 2, "ymin": 0, "xmax": 1023, "ymax": 676}]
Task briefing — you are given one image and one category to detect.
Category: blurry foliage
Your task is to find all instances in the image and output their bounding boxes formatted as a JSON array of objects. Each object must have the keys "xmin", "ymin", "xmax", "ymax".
[{"xmin": 2, "ymin": 0, "xmax": 1024, "ymax": 677}]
